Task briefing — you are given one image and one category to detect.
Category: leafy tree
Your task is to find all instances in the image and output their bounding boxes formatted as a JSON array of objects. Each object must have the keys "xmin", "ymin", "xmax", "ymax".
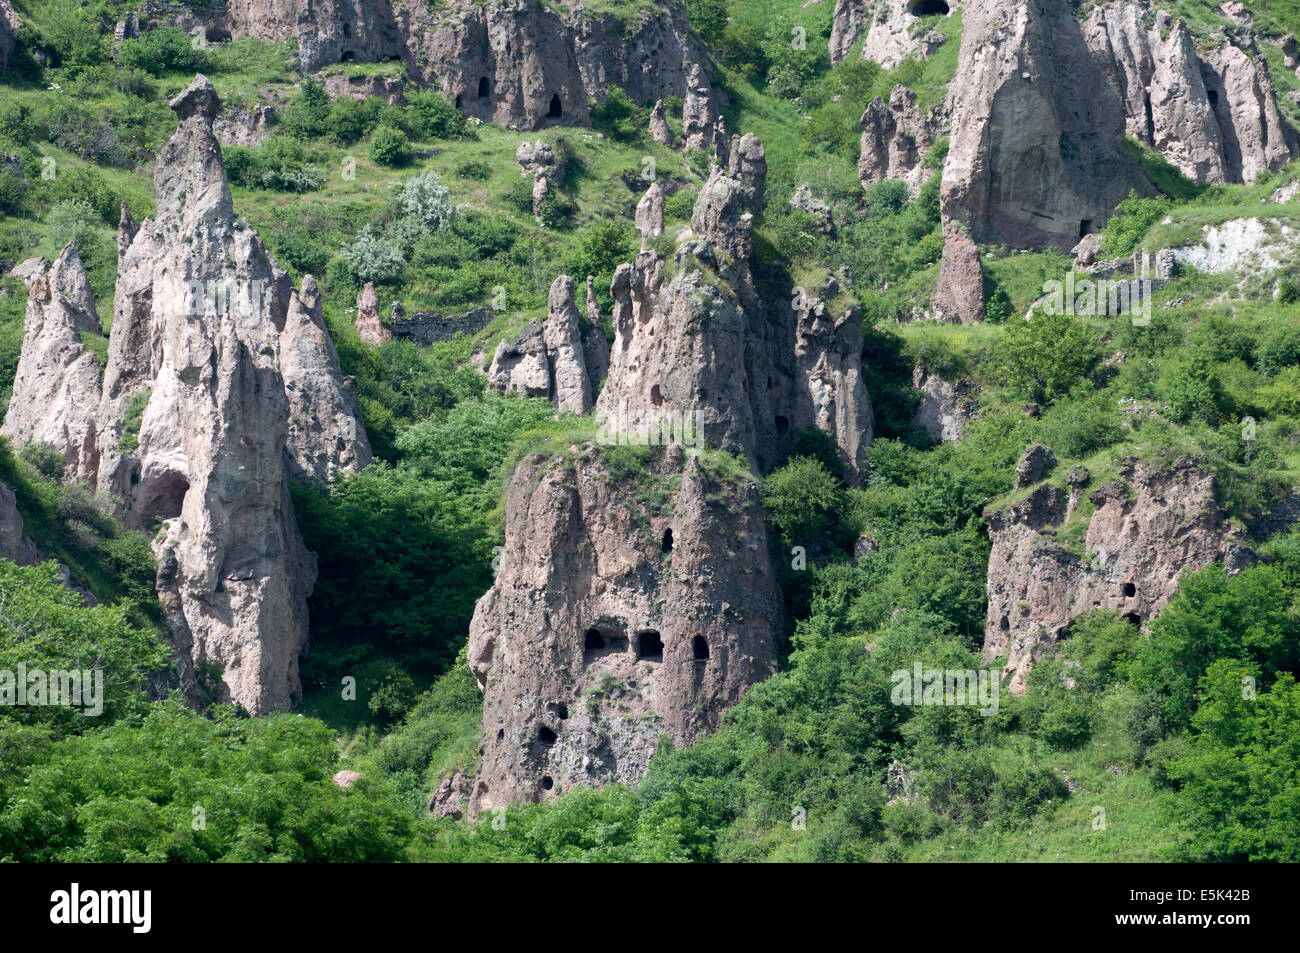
[
  {"xmin": 991, "ymin": 312, "xmax": 1101, "ymax": 404},
  {"xmin": 764, "ymin": 455, "xmax": 844, "ymax": 544},
  {"xmin": 369, "ymin": 125, "xmax": 411, "ymax": 167}
]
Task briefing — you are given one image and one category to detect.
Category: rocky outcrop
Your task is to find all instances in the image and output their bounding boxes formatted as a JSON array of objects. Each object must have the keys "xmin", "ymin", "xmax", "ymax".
[
  {"xmin": 794, "ymin": 299, "xmax": 872, "ymax": 482},
  {"xmin": 859, "ymin": 86, "xmax": 948, "ymax": 194},
  {"xmin": 320, "ymin": 71, "xmax": 404, "ymax": 106},
  {"xmin": 488, "ymin": 276, "xmax": 603, "ymax": 412},
  {"xmin": 912, "ymin": 363, "xmax": 977, "ymax": 444},
  {"xmin": 861, "ymin": 0, "xmax": 957, "ymax": 70},
  {"xmin": 1014, "ymin": 443, "xmax": 1056, "ymax": 488},
  {"xmin": 98, "ymin": 77, "xmax": 316, "ymax": 714},
  {"xmin": 1, "ymin": 246, "xmax": 104, "ymax": 483},
  {"xmin": 466, "ymin": 445, "xmax": 780, "ymax": 813},
  {"xmin": 279, "ymin": 275, "xmax": 372, "ymax": 481},
  {"xmin": 932, "ymin": 222, "xmax": 985, "ymax": 324},
  {"xmin": 213, "ymin": 103, "xmax": 277, "ymax": 147},
  {"xmin": 983, "ymin": 458, "xmax": 1252, "ymax": 692},
  {"xmin": 829, "ymin": 0, "xmax": 870, "ymax": 66},
  {"xmin": 487, "ymin": 321, "xmax": 550, "ymax": 400},
  {"xmin": 790, "ymin": 185, "xmax": 836, "ymax": 236},
  {"xmin": 1083, "ymin": 3, "xmax": 1296, "ymax": 185},
  {"xmin": 649, "ymin": 98, "xmax": 673, "ymax": 145},
  {"xmin": 682, "ymin": 62, "xmax": 727, "ymax": 156},
  {"xmin": 354, "ymin": 282, "xmax": 391, "ymax": 345},
  {"xmin": 941, "ymin": 0, "xmax": 1151, "ymax": 250},
  {"xmin": 516, "ymin": 139, "xmax": 562, "ymax": 220},
  {"xmin": 0, "ymin": 0, "xmax": 19, "ymax": 74},
  {"xmin": 542, "ymin": 276, "xmax": 596, "ymax": 415},
  {"xmin": 634, "ymin": 180, "xmax": 666, "ymax": 243},
  {"xmin": 727, "ymin": 133, "xmax": 767, "ymax": 216}
]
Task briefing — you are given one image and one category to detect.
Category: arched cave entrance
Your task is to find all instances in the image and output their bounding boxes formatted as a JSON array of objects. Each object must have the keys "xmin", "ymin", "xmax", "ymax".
[
  {"xmin": 906, "ymin": 0, "xmax": 950, "ymax": 15},
  {"xmin": 478, "ymin": 76, "xmax": 490, "ymax": 99},
  {"xmin": 662, "ymin": 528, "xmax": 673, "ymax": 553},
  {"xmin": 548, "ymin": 94, "xmax": 563, "ymax": 119}
]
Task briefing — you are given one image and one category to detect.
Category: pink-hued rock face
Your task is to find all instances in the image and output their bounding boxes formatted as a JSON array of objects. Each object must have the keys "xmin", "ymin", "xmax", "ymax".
[
  {"xmin": 941, "ymin": 0, "xmax": 1152, "ymax": 251},
  {"xmin": 932, "ymin": 223, "xmax": 986, "ymax": 325},
  {"xmin": 983, "ymin": 457, "xmax": 1253, "ymax": 693},
  {"xmin": 467, "ymin": 445, "xmax": 781, "ymax": 814},
  {"xmin": 1083, "ymin": 2, "xmax": 1297, "ymax": 186},
  {"xmin": 3, "ymin": 76, "xmax": 372, "ymax": 715},
  {"xmin": 1, "ymin": 245, "xmax": 104, "ymax": 484}
]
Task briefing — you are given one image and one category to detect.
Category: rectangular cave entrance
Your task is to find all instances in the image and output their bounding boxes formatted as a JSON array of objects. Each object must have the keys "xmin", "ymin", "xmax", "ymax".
[
  {"xmin": 636, "ymin": 630, "xmax": 664, "ymax": 663},
  {"xmin": 583, "ymin": 627, "xmax": 628, "ymax": 665}
]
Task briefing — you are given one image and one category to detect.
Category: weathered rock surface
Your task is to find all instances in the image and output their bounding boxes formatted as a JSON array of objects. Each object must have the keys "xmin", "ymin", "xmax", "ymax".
[
  {"xmin": 154, "ymin": 0, "xmax": 708, "ymax": 130},
  {"xmin": 1, "ymin": 245, "xmax": 104, "ymax": 483},
  {"xmin": 1014, "ymin": 443, "xmax": 1056, "ymax": 489},
  {"xmin": 354, "ymin": 282, "xmax": 391, "ymax": 345},
  {"xmin": 859, "ymin": 85, "xmax": 948, "ymax": 194},
  {"xmin": 0, "ymin": 0, "xmax": 20, "ymax": 73},
  {"xmin": 790, "ymin": 185, "xmax": 836, "ymax": 235},
  {"xmin": 682, "ymin": 62, "xmax": 727, "ymax": 156},
  {"xmin": 516, "ymin": 139, "xmax": 562, "ymax": 220},
  {"xmin": 280, "ymin": 275, "xmax": 372, "ymax": 481},
  {"xmin": 983, "ymin": 458, "xmax": 1252, "ymax": 692},
  {"xmin": 912, "ymin": 363, "xmax": 977, "ymax": 443},
  {"xmin": 649, "ymin": 98, "xmax": 674, "ymax": 145},
  {"xmin": 1083, "ymin": 2, "xmax": 1297, "ymax": 184},
  {"xmin": 634, "ymin": 180, "xmax": 666, "ymax": 242},
  {"xmin": 941, "ymin": 0, "xmax": 1151, "ymax": 250},
  {"xmin": 932, "ymin": 223, "xmax": 985, "ymax": 324},
  {"xmin": 488, "ymin": 276, "xmax": 604, "ymax": 412},
  {"xmin": 599, "ymin": 171, "xmax": 872, "ymax": 478},
  {"xmin": 792, "ymin": 295, "xmax": 872, "ymax": 482},
  {"xmin": 466, "ymin": 445, "xmax": 780, "ymax": 813},
  {"xmin": 832, "ymin": 0, "xmax": 960, "ymax": 69},
  {"xmin": 727, "ymin": 133, "xmax": 767, "ymax": 215}
]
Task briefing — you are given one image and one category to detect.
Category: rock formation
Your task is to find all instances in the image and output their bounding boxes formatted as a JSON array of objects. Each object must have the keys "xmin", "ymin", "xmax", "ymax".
[
  {"xmin": 488, "ymin": 276, "xmax": 605, "ymax": 412},
  {"xmin": 983, "ymin": 457, "xmax": 1252, "ymax": 692},
  {"xmin": 2, "ymin": 77, "xmax": 367, "ymax": 714},
  {"xmin": 106, "ymin": 77, "xmax": 317, "ymax": 714},
  {"xmin": 1083, "ymin": 2, "xmax": 1297, "ymax": 185},
  {"xmin": 279, "ymin": 275, "xmax": 373, "ymax": 481},
  {"xmin": 649, "ymin": 98, "xmax": 674, "ymax": 145},
  {"xmin": 912, "ymin": 363, "xmax": 977, "ymax": 444},
  {"xmin": 932, "ymin": 223, "xmax": 985, "ymax": 324},
  {"xmin": 138, "ymin": 1, "xmax": 708, "ymax": 130},
  {"xmin": 682, "ymin": 62, "xmax": 727, "ymax": 157},
  {"xmin": 790, "ymin": 185, "xmax": 836, "ymax": 236},
  {"xmin": 634, "ymin": 181, "xmax": 666, "ymax": 245},
  {"xmin": 466, "ymin": 149, "xmax": 873, "ymax": 809},
  {"xmin": 859, "ymin": 85, "xmax": 949, "ymax": 194},
  {"xmin": 0, "ymin": 0, "xmax": 19, "ymax": 74},
  {"xmin": 466, "ymin": 445, "xmax": 780, "ymax": 813},
  {"xmin": 1, "ymin": 245, "xmax": 104, "ymax": 483},
  {"xmin": 941, "ymin": 0, "xmax": 1152, "ymax": 251},
  {"xmin": 727, "ymin": 133, "xmax": 767, "ymax": 215},
  {"xmin": 516, "ymin": 139, "xmax": 562, "ymax": 220},
  {"xmin": 831, "ymin": 0, "xmax": 960, "ymax": 68},
  {"xmin": 354, "ymin": 282, "xmax": 391, "ymax": 344}
]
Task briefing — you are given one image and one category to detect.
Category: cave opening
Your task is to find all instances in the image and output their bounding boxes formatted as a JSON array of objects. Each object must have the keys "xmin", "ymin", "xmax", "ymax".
[
  {"xmin": 340, "ymin": 50, "xmax": 356, "ymax": 63},
  {"xmin": 662, "ymin": 528, "xmax": 673, "ymax": 553},
  {"xmin": 637, "ymin": 630, "xmax": 664, "ymax": 663},
  {"xmin": 1123, "ymin": 612, "xmax": 1142, "ymax": 626},
  {"xmin": 478, "ymin": 76, "xmax": 490, "ymax": 99},
  {"xmin": 1207, "ymin": 89, "xmax": 1219, "ymax": 105},
  {"xmin": 1123, "ymin": 582, "xmax": 1137, "ymax": 598},
  {"xmin": 541, "ymin": 775, "xmax": 554, "ymax": 791},
  {"xmin": 556, "ymin": 703, "xmax": 569, "ymax": 720},
  {"xmin": 454, "ymin": 94, "xmax": 462, "ymax": 110},
  {"xmin": 548, "ymin": 94, "xmax": 563, "ymax": 119},
  {"xmin": 538, "ymin": 725, "xmax": 557, "ymax": 745},
  {"xmin": 1079, "ymin": 219, "xmax": 1092, "ymax": 238},
  {"xmin": 693, "ymin": 636, "xmax": 710, "ymax": 661},
  {"xmin": 583, "ymin": 627, "xmax": 627, "ymax": 664},
  {"xmin": 775, "ymin": 415, "xmax": 790, "ymax": 434},
  {"xmin": 906, "ymin": 0, "xmax": 950, "ymax": 15}
]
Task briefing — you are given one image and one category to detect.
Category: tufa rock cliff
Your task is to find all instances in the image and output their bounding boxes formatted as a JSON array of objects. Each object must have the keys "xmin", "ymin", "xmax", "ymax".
[
  {"xmin": 3, "ymin": 76, "xmax": 371, "ymax": 714},
  {"xmin": 983, "ymin": 456, "xmax": 1252, "ymax": 692},
  {"xmin": 466, "ymin": 445, "xmax": 780, "ymax": 812},
  {"xmin": 1, "ymin": 245, "xmax": 105, "ymax": 484}
]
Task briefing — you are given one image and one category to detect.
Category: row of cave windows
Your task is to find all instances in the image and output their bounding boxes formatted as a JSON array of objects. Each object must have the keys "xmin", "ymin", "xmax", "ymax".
[
  {"xmin": 583, "ymin": 627, "xmax": 710, "ymax": 664},
  {"xmin": 998, "ymin": 583, "xmax": 1142, "ymax": 632},
  {"xmin": 450, "ymin": 78, "xmax": 565, "ymax": 119}
]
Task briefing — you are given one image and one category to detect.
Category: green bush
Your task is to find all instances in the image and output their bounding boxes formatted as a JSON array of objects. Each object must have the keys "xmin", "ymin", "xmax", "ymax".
[
  {"xmin": 764, "ymin": 456, "xmax": 845, "ymax": 543},
  {"xmin": 369, "ymin": 125, "xmax": 410, "ymax": 167},
  {"xmin": 116, "ymin": 26, "xmax": 208, "ymax": 77}
]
